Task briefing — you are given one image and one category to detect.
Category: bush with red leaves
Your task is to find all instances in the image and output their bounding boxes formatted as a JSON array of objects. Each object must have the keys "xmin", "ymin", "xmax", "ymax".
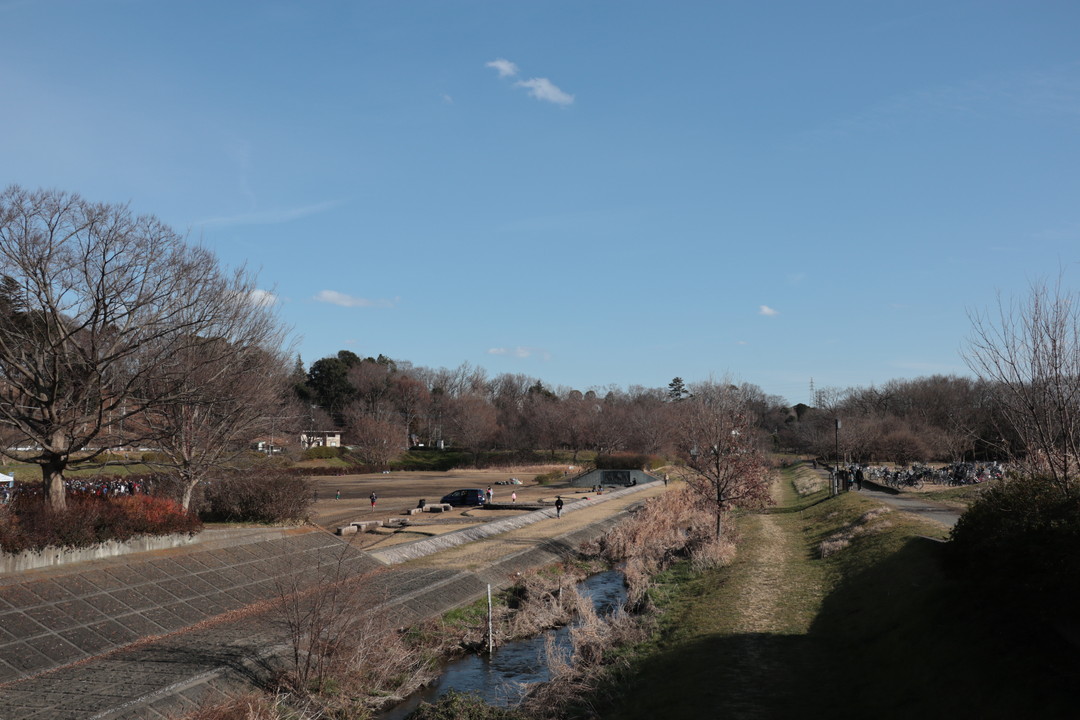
[{"xmin": 0, "ymin": 494, "xmax": 201, "ymax": 554}]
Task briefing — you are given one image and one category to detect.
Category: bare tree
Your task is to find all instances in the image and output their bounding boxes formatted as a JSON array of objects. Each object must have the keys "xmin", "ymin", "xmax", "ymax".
[
  {"xmin": 674, "ymin": 381, "xmax": 771, "ymax": 538},
  {"xmin": 444, "ymin": 392, "xmax": 497, "ymax": 465},
  {"xmin": 344, "ymin": 412, "xmax": 404, "ymax": 466},
  {"xmin": 391, "ymin": 373, "xmax": 429, "ymax": 447},
  {"xmin": 139, "ymin": 338, "xmax": 292, "ymax": 511},
  {"xmin": 0, "ymin": 186, "xmax": 286, "ymax": 509},
  {"xmin": 966, "ymin": 279, "xmax": 1080, "ymax": 492}
]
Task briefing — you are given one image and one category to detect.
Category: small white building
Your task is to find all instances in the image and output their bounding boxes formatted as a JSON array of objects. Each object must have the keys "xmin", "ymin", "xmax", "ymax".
[{"xmin": 300, "ymin": 431, "xmax": 341, "ymax": 449}]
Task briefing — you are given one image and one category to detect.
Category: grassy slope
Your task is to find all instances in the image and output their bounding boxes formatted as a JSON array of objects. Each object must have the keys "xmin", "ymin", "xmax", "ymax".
[{"xmin": 601, "ymin": 462, "xmax": 1080, "ymax": 719}]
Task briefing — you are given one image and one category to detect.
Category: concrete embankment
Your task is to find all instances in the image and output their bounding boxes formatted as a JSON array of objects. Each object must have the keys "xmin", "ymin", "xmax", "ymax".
[{"xmin": 0, "ymin": 481, "xmax": 661, "ymax": 720}]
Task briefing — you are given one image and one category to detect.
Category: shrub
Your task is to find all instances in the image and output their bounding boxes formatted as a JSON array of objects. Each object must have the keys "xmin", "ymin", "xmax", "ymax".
[
  {"xmin": 534, "ymin": 470, "xmax": 565, "ymax": 485},
  {"xmin": 201, "ymin": 466, "xmax": 314, "ymax": 524},
  {"xmin": 301, "ymin": 445, "xmax": 341, "ymax": 461},
  {"xmin": 0, "ymin": 494, "xmax": 201, "ymax": 554},
  {"xmin": 948, "ymin": 477, "xmax": 1080, "ymax": 621}
]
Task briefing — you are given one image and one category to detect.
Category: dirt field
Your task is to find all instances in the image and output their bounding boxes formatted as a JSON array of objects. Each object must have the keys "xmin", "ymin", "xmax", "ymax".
[{"xmin": 307, "ymin": 466, "xmax": 593, "ymax": 541}]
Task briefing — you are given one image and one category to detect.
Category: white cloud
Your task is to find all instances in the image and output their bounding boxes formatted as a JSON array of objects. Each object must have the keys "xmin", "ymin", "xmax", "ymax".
[
  {"xmin": 486, "ymin": 58, "xmax": 519, "ymax": 78},
  {"xmin": 314, "ymin": 290, "xmax": 395, "ymax": 308},
  {"xmin": 515, "ymin": 77, "xmax": 574, "ymax": 106},
  {"xmin": 759, "ymin": 305, "xmax": 780, "ymax": 316},
  {"xmin": 441, "ymin": 93, "xmax": 454, "ymax": 104},
  {"xmin": 487, "ymin": 346, "xmax": 552, "ymax": 360},
  {"xmin": 248, "ymin": 289, "xmax": 278, "ymax": 307}
]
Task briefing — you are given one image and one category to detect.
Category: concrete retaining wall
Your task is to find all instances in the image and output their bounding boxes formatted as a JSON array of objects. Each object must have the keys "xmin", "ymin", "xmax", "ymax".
[{"xmin": 0, "ymin": 533, "xmax": 199, "ymax": 574}]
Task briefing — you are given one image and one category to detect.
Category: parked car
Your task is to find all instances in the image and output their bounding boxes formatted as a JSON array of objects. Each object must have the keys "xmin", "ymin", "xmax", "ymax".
[{"xmin": 441, "ymin": 488, "xmax": 487, "ymax": 506}]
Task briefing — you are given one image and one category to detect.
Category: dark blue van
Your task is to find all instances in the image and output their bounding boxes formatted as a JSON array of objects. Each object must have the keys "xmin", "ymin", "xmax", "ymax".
[{"xmin": 441, "ymin": 488, "xmax": 486, "ymax": 506}]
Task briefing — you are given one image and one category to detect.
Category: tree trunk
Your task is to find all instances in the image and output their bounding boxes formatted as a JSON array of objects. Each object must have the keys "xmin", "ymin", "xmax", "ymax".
[
  {"xmin": 181, "ymin": 481, "xmax": 196, "ymax": 512},
  {"xmin": 715, "ymin": 489, "xmax": 724, "ymax": 539},
  {"xmin": 43, "ymin": 459, "xmax": 67, "ymax": 511}
]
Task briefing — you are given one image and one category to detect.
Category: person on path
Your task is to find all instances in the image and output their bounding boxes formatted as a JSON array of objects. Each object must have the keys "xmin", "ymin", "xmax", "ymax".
[
  {"xmin": 555, "ymin": 495, "xmax": 564, "ymax": 518},
  {"xmin": 335, "ymin": 490, "xmax": 341, "ymax": 500},
  {"xmin": 511, "ymin": 491, "xmax": 517, "ymax": 503},
  {"xmin": 855, "ymin": 467, "xmax": 865, "ymax": 491},
  {"xmin": 370, "ymin": 491, "xmax": 378, "ymax": 511},
  {"xmin": 487, "ymin": 486, "xmax": 493, "ymax": 503}
]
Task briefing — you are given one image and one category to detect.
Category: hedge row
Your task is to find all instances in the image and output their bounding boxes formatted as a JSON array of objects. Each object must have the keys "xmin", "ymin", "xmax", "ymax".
[{"xmin": 0, "ymin": 495, "xmax": 202, "ymax": 554}]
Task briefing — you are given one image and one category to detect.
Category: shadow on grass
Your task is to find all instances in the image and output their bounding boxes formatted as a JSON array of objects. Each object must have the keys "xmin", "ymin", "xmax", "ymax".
[
  {"xmin": 602, "ymin": 537, "xmax": 1080, "ymax": 720},
  {"xmin": 798, "ymin": 537, "xmax": 1080, "ymax": 719}
]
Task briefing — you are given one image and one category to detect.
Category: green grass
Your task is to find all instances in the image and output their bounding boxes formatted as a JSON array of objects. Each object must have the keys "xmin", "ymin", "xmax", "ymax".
[
  {"xmin": 0, "ymin": 461, "xmax": 161, "ymax": 481},
  {"xmin": 595, "ymin": 462, "xmax": 1080, "ymax": 719}
]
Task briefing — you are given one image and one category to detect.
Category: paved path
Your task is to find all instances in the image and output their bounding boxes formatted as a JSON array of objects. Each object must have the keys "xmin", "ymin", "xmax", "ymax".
[{"xmin": 854, "ymin": 481, "xmax": 962, "ymax": 528}]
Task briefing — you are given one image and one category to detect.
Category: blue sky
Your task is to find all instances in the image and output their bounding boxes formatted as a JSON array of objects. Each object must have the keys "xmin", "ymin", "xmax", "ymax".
[{"xmin": 3, "ymin": 1, "xmax": 1079, "ymax": 404}]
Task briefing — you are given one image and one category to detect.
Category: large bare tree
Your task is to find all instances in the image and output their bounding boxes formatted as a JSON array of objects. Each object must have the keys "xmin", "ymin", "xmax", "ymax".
[
  {"xmin": 966, "ymin": 279, "xmax": 1080, "ymax": 492},
  {"xmin": 0, "ymin": 186, "xmax": 286, "ymax": 509}
]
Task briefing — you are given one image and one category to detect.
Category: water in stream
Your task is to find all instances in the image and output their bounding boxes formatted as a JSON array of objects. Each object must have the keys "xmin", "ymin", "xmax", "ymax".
[{"xmin": 380, "ymin": 570, "xmax": 627, "ymax": 719}]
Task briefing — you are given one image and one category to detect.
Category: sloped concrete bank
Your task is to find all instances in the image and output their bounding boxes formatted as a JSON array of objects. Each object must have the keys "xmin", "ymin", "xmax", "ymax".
[{"xmin": 0, "ymin": 482, "xmax": 659, "ymax": 720}]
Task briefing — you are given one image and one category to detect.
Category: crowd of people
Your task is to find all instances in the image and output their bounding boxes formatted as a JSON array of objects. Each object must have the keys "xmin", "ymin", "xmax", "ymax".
[{"xmin": 0, "ymin": 475, "xmax": 153, "ymax": 503}]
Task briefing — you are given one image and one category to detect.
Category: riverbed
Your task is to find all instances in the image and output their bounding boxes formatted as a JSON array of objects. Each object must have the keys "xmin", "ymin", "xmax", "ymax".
[{"xmin": 380, "ymin": 570, "xmax": 627, "ymax": 719}]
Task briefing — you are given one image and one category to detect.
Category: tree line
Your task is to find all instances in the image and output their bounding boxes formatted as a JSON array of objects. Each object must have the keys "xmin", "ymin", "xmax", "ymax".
[{"xmin": 4, "ymin": 185, "xmax": 1077, "ymax": 521}]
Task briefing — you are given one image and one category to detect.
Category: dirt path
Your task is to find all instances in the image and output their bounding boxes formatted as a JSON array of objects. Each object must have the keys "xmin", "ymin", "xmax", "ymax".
[{"xmin": 718, "ymin": 478, "xmax": 823, "ymax": 718}]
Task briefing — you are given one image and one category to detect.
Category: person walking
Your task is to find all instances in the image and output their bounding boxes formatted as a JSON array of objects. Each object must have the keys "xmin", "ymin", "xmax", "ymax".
[
  {"xmin": 555, "ymin": 495, "xmax": 564, "ymax": 519},
  {"xmin": 511, "ymin": 491, "xmax": 517, "ymax": 503},
  {"xmin": 370, "ymin": 491, "xmax": 378, "ymax": 511}
]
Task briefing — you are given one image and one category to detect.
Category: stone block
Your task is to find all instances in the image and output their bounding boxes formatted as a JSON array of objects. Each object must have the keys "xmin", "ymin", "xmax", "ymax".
[
  {"xmin": 335, "ymin": 525, "xmax": 357, "ymax": 536},
  {"xmin": 349, "ymin": 521, "xmax": 384, "ymax": 532}
]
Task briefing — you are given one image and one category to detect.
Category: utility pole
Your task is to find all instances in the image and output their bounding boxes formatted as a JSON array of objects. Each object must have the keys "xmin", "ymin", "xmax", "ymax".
[{"xmin": 833, "ymin": 418, "xmax": 841, "ymax": 496}]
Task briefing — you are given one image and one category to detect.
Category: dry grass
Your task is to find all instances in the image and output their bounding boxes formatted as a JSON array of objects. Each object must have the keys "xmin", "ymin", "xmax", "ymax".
[
  {"xmin": 585, "ymin": 485, "xmax": 737, "ymax": 609},
  {"xmin": 819, "ymin": 507, "xmax": 892, "ymax": 558},
  {"xmin": 510, "ymin": 486, "xmax": 740, "ymax": 718},
  {"xmin": 521, "ymin": 596, "xmax": 650, "ymax": 720},
  {"xmin": 176, "ymin": 692, "xmax": 284, "ymax": 720},
  {"xmin": 690, "ymin": 535, "xmax": 738, "ymax": 574},
  {"xmin": 791, "ymin": 466, "xmax": 826, "ymax": 496}
]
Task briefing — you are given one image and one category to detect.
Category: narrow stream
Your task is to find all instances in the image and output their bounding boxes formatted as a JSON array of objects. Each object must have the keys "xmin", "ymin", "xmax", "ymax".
[{"xmin": 380, "ymin": 570, "xmax": 627, "ymax": 719}]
